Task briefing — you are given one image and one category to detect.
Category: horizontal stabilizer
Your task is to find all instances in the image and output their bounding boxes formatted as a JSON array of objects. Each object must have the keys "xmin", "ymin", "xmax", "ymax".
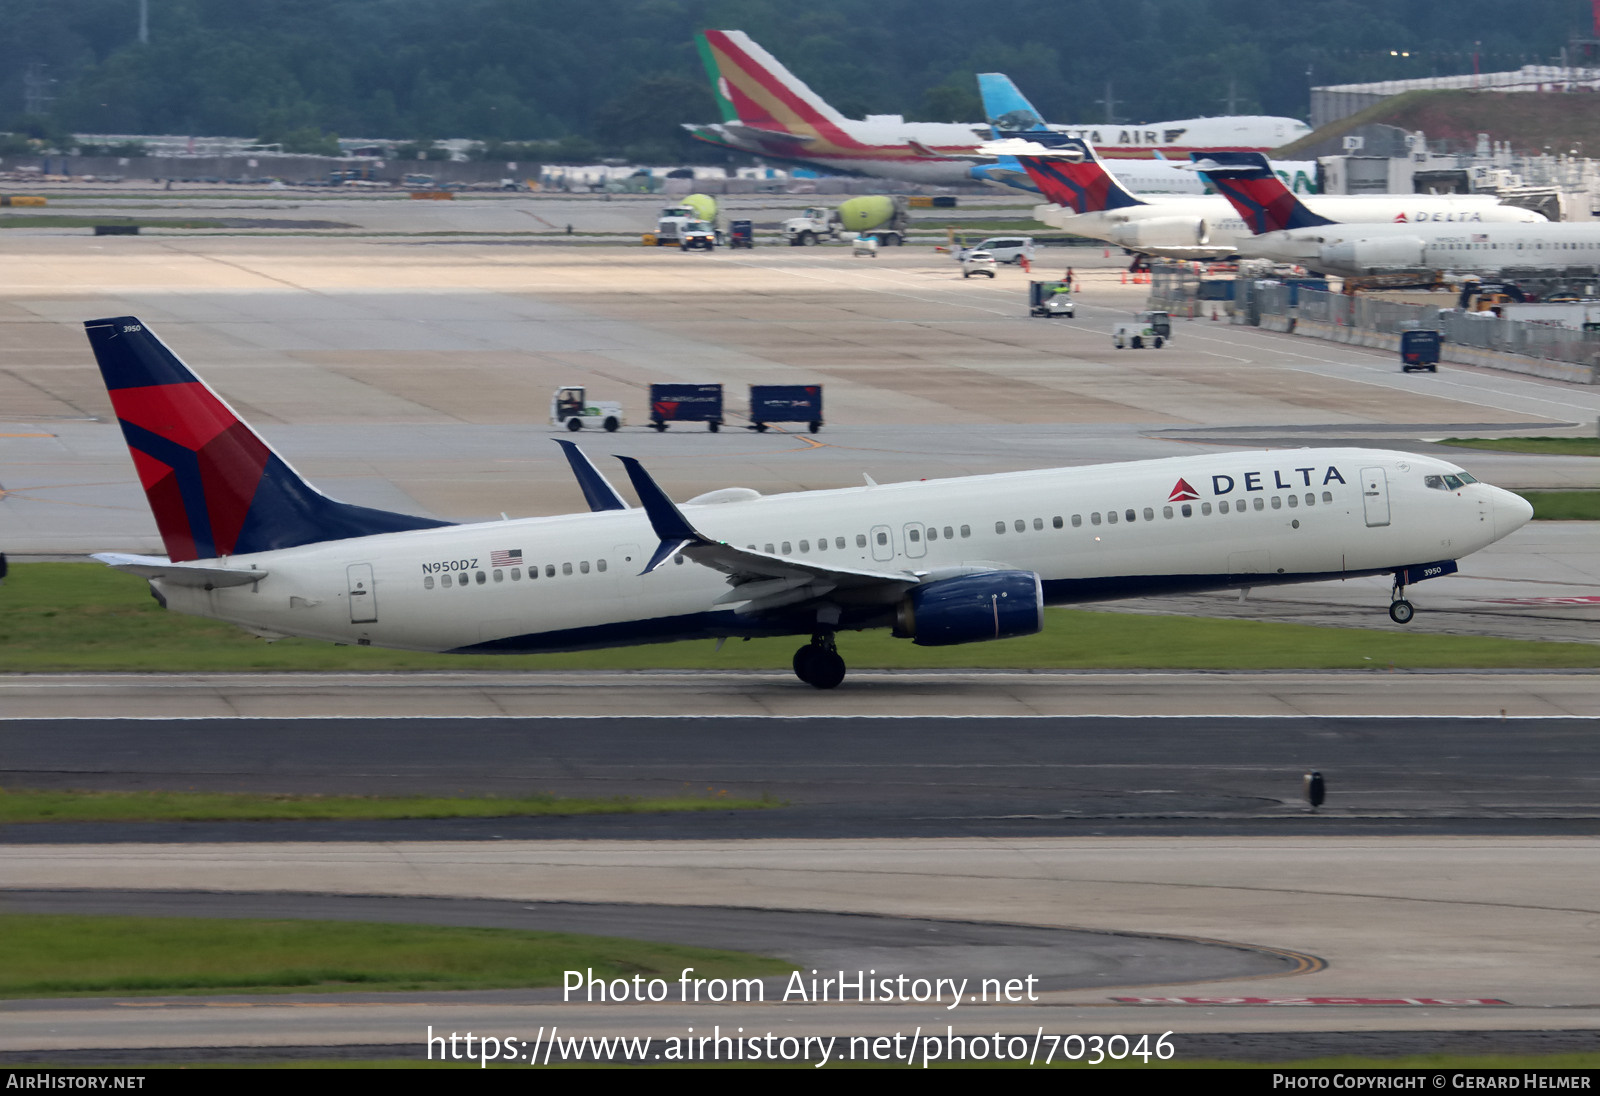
[{"xmin": 93, "ymin": 552, "xmax": 265, "ymax": 588}]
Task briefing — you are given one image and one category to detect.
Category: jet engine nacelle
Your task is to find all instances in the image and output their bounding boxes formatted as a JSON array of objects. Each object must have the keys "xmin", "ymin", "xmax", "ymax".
[
  {"xmin": 893, "ymin": 571, "xmax": 1044, "ymax": 646},
  {"xmin": 1319, "ymin": 235, "xmax": 1427, "ymax": 274},
  {"xmin": 1107, "ymin": 216, "xmax": 1209, "ymax": 249}
]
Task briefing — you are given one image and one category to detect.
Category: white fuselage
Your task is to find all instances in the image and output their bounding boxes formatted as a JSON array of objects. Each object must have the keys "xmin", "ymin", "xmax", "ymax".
[
  {"xmin": 1238, "ymin": 221, "xmax": 1600, "ymax": 275},
  {"xmin": 153, "ymin": 448, "xmax": 1529, "ymax": 656},
  {"xmin": 1034, "ymin": 194, "xmax": 1546, "ymax": 259},
  {"xmin": 694, "ymin": 115, "xmax": 1313, "ymax": 188}
]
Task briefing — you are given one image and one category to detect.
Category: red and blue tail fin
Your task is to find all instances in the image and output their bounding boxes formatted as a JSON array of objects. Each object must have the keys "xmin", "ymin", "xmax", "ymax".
[
  {"xmin": 85, "ymin": 317, "xmax": 452, "ymax": 562},
  {"xmin": 1190, "ymin": 151, "xmax": 1334, "ymax": 233},
  {"xmin": 1010, "ymin": 137, "xmax": 1146, "ymax": 214}
]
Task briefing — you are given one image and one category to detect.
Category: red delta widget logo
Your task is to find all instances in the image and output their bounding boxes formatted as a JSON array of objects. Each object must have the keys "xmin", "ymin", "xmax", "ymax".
[{"xmin": 1171, "ymin": 466, "xmax": 1347, "ymax": 502}]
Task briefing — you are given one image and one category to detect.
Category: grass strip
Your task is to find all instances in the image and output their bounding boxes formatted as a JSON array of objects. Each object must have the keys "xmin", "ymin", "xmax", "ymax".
[
  {"xmin": 0, "ymin": 788, "xmax": 767, "ymax": 824},
  {"xmin": 1516, "ymin": 490, "xmax": 1600, "ymax": 520},
  {"xmin": 3, "ymin": 563, "xmax": 1597, "ymax": 671},
  {"xmin": 0, "ymin": 913, "xmax": 792, "ymax": 999},
  {"xmin": 1438, "ymin": 436, "xmax": 1600, "ymax": 457}
]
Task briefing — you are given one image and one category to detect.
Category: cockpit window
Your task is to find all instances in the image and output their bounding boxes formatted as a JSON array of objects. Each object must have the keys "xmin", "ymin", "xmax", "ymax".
[
  {"xmin": 1444, "ymin": 474, "xmax": 1464, "ymax": 489},
  {"xmin": 1457, "ymin": 471, "xmax": 1477, "ymax": 484},
  {"xmin": 1424, "ymin": 475, "xmax": 1446, "ymax": 490},
  {"xmin": 1426, "ymin": 473, "xmax": 1469, "ymax": 491}
]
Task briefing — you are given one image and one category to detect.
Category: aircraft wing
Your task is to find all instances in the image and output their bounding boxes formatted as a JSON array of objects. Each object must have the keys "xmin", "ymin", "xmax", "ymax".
[
  {"xmin": 907, "ymin": 138, "xmax": 991, "ymax": 159},
  {"xmin": 93, "ymin": 552, "xmax": 265, "ymax": 588},
  {"xmin": 720, "ymin": 121, "xmax": 815, "ymax": 145},
  {"xmin": 615, "ymin": 457, "xmax": 918, "ymax": 615}
]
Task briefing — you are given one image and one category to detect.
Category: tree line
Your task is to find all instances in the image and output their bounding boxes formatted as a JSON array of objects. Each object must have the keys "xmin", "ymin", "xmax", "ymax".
[{"xmin": 0, "ymin": 0, "xmax": 1588, "ymax": 161}]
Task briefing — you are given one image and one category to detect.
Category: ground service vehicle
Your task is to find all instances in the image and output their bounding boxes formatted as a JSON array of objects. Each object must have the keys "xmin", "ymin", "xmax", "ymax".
[
  {"xmin": 1400, "ymin": 330, "xmax": 1442, "ymax": 373},
  {"xmin": 960, "ymin": 237, "xmax": 1036, "ymax": 265},
  {"xmin": 551, "ymin": 386, "xmax": 624, "ymax": 432},
  {"xmin": 1029, "ymin": 280, "xmax": 1074, "ymax": 317},
  {"xmin": 728, "ymin": 220, "xmax": 754, "ymax": 248},
  {"xmin": 655, "ymin": 194, "xmax": 720, "ymax": 246},
  {"xmin": 84, "ymin": 316, "xmax": 1534, "ymax": 689},
  {"xmin": 853, "ymin": 235, "xmax": 879, "ymax": 257},
  {"xmin": 650, "ymin": 384, "xmax": 724, "ymax": 431},
  {"xmin": 1113, "ymin": 310, "xmax": 1172, "ymax": 349},
  {"xmin": 782, "ymin": 196, "xmax": 910, "ymax": 246},
  {"xmin": 962, "ymin": 251, "xmax": 997, "ymax": 278},
  {"xmin": 749, "ymin": 384, "xmax": 823, "ymax": 433},
  {"xmin": 678, "ymin": 220, "xmax": 717, "ymax": 251}
]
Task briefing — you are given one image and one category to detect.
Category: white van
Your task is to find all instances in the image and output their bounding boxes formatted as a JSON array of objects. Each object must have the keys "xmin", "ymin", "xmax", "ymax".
[{"xmin": 959, "ymin": 236, "xmax": 1035, "ymax": 264}]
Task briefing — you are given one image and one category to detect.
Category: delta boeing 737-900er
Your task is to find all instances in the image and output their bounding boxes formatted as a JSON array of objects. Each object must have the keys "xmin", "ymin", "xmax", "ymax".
[
  {"xmin": 86, "ymin": 317, "xmax": 1533, "ymax": 688},
  {"xmin": 684, "ymin": 29, "xmax": 1311, "ymax": 187}
]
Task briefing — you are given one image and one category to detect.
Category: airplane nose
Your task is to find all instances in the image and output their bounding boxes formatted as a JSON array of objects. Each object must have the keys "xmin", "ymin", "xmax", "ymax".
[{"xmin": 1488, "ymin": 487, "xmax": 1534, "ymax": 539}]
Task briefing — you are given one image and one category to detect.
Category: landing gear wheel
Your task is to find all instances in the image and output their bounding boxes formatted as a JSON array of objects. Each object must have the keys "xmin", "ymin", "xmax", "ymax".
[
  {"xmin": 565, "ymin": 417, "xmax": 583, "ymax": 432},
  {"xmin": 651, "ymin": 421, "xmax": 667, "ymax": 432},
  {"xmin": 794, "ymin": 632, "xmax": 846, "ymax": 689},
  {"xmin": 753, "ymin": 422, "xmax": 768, "ymax": 433},
  {"xmin": 808, "ymin": 421, "xmax": 822, "ymax": 433},
  {"xmin": 708, "ymin": 421, "xmax": 720, "ymax": 433},
  {"xmin": 1389, "ymin": 599, "xmax": 1414, "ymax": 624},
  {"xmin": 808, "ymin": 650, "xmax": 846, "ymax": 689},
  {"xmin": 603, "ymin": 416, "xmax": 619, "ymax": 433}
]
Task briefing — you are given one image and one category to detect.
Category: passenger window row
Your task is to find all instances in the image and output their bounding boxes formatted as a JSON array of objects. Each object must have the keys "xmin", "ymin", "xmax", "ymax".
[
  {"xmin": 994, "ymin": 492, "xmax": 1336, "ymax": 532},
  {"xmin": 422, "ymin": 559, "xmax": 607, "ymax": 590}
]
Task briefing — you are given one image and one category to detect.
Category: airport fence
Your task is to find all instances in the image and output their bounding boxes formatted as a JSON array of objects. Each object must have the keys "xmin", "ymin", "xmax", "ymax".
[{"xmin": 1264, "ymin": 288, "xmax": 1600, "ymax": 380}]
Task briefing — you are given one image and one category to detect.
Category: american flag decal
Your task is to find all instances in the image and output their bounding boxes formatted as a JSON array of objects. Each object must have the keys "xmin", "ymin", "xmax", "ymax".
[{"xmin": 491, "ymin": 548, "xmax": 522, "ymax": 567}]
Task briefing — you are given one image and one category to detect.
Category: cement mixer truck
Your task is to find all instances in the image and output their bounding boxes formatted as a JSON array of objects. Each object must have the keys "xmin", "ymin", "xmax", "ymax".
[
  {"xmin": 781, "ymin": 196, "xmax": 910, "ymax": 247},
  {"xmin": 654, "ymin": 193, "xmax": 720, "ymax": 247}
]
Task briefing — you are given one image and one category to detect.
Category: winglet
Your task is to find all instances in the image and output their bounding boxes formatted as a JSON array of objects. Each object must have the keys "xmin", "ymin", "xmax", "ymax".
[
  {"xmin": 555, "ymin": 440, "xmax": 630, "ymax": 512},
  {"xmin": 615, "ymin": 456, "xmax": 711, "ymax": 574}
]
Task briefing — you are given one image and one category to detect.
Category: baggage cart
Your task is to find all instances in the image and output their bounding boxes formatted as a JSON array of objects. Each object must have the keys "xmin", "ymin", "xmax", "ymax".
[{"xmin": 749, "ymin": 384, "xmax": 823, "ymax": 433}]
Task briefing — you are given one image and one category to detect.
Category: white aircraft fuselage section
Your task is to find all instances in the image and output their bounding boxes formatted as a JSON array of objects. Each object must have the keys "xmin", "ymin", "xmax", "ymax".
[
  {"xmin": 155, "ymin": 448, "xmax": 1524, "ymax": 655},
  {"xmin": 1034, "ymin": 194, "xmax": 1546, "ymax": 259},
  {"xmin": 1239, "ymin": 221, "xmax": 1600, "ymax": 275}
]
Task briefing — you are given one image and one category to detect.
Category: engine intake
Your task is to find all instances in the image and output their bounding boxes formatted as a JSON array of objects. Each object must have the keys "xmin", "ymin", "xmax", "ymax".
[
  {"xmin": 1319, "ymin": 235, "xmax": 1427, "ymax": 274},
  {"xmin": 893, "ymin": 571, "xmax": 1044, "ymax": 646},
  {"xmin": 1107, "ymin": 216, "xmax": 1209, "ymax": 249}
]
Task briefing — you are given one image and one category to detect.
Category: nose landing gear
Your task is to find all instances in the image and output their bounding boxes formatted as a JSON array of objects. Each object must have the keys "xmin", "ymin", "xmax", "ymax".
[
  {"xmin": 792, "ymin": 632, "xmax": 846, "ymax": 689},
  {"xmin": 1389, "ymin": 576, "xmax": 1415, "ymax": 624}
]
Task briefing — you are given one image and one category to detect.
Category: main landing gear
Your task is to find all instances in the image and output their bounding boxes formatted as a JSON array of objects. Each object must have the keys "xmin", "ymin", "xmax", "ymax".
[
  {"xmin": 1389, "ymin": 576, "xmax": 1415, "ymax": 624},
  {"xmin": 792, "ymin": 631, "xmax": 846, "ymax": 689}
]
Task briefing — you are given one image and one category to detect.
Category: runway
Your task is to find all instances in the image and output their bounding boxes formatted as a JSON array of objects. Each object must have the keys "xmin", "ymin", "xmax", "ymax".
[{"xmin": 3, "ymin": 713, "xmax": 1600, "ymax": 842}]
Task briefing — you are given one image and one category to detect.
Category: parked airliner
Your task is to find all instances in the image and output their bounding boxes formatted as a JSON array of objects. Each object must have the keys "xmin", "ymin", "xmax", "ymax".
[
  {"xmin": 1196, "ymin": 151, "xmax": 1600, "ymax": 276},
  {"xmin": 86, "ymin": 317, "xmax": 1533, "ymax": 688},
  {"xmin": 1005, "ymin": 138, "xmax": 1544, "ymax": 258},
  {"xmin": 685, "ymin": 29, "xmax": 1311, "ymax": 186},
  {"xmin": 974, "ymin": 74, "xmax": 1317, "ymax": 196}
]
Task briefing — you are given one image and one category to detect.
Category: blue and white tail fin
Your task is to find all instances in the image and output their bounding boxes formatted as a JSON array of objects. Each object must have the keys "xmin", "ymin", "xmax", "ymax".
[{"xmin": 85, "ymin": 317, "xmax": 452, "ymax": 562}]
